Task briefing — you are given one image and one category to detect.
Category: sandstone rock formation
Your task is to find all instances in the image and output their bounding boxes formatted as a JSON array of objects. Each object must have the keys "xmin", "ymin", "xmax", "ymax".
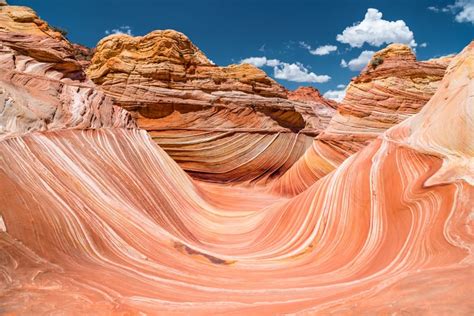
[
  {"xmin": 71, "ymin": 43, "xmax": 94, "ymax": 68},
  {"xmin": 0, "ymin": 14, "xmax": 472, "ymax": 312},
  {"xmin": 328, "ymin": 44, "xmax": 452, "ymax": 146},
  {"xmin": 87, "ymin": 31, "xmax": 336, "ymax": 183},
  {"xmin": 288, "ymin": 86, "xmax": 338, "ymax": 109},
  {"xmin": 0, "ymin": 4, "xmax": 135, "ymax": 140},
  {"xmin": 270, "ymin": 44, "xmax": 452, "ymax": 195}
]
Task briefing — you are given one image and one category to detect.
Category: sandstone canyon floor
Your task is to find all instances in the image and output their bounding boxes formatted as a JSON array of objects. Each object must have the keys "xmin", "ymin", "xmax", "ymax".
[{"xmin": 0, "ymin": 3, "xmax": 473, "ymax": 315}]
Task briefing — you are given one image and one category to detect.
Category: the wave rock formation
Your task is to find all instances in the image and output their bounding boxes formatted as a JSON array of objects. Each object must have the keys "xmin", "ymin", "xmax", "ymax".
[{"xmin": 0, "ymin": 3, "xmax": 473, "ymax": 315}]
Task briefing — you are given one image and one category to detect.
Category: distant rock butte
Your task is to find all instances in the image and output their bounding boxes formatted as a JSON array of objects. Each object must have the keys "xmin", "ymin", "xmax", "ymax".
[
  {"xmin": 288, "ymin": 86, "xmax": 338, "ymax": 109},
  {"xmin": 327, "ymin": 43, "xmax": 451, "ymax": 147},
  {"xmin": 88, "ymin": 30, "xmax": 336, "ymax": 183},
  {"xmin": 271, "ymin": 44, "xmax": 452, "ymax": 195}
]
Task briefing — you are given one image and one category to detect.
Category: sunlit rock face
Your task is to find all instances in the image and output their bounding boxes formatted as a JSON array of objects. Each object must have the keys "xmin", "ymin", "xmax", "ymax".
[
  {"xmin": 288, "ymin": 86, "xmax": 339, "ymax": 109},
  {"xmin": 87, "ymin": 31, "xmax": 336, "ymax": 183},
  {"xmin": 0, "ymin": 5, "xmax": 136, "ymax": 139},
  {"xmin": 0, "ymin": 3, "xmax": 472, "ymax": 314},
  {"xmin": 324, "ymin": 44, "xmax": 452, "ymax": 147},
  {"xmin": 0, "ymin": 38, "xmax": 473, "ymax": 314},
  {"xmin": 270, "ymin": 44, "xmax": 453, "ymax": 195}
]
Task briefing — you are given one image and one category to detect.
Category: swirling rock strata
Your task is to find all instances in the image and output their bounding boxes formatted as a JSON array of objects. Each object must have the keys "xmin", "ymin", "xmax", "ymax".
[
  {"xmin": 271, "ymin": 44, "xmax": 452, "ymax": 195},
  {"xmin": 0, "ymin": 41, "xmax": 473, "ymax": 314},
  {"xmin": 325, "ymin": 44, "xmax": 452, "ymax": 143},
  {"xmin": 87, "ymin": 31, "xmax": 336, "ymax": 183},
  {"xmin": 0, "ymin": 4, "xmax": 136, "ymax": 140}
]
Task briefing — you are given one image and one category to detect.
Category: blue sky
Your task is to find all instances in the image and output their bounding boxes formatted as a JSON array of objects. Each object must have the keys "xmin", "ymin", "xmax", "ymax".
[{"xmin": 9, "ymin": 0, "xmax": 474, "ymax": 99}]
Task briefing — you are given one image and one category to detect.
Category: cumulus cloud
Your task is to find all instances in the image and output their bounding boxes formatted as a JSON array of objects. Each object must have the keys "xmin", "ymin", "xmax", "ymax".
[
  {"xmin": 453, "ymin": 0, "xmax": 474, "ymax": 24},
  {"xmin": 240, "ymin": 57, "xmax": 271, "ymax": 67},
  {"xmin": 420, "ymin": 42, "xmax": 428, "ymax": 48},
  {"xmin": 336, "ymin": 8, "xmax": 417, "ymax": 48},
  {"xmin": 428, "ymin": 1, "xmax": 474, "ymax": 24},
  {"xmin": 324, "ymin": 88, "xmax": 346, "ymax": 102},
  {"xmin": 239, "ymin": 57, "xmax": 331, "ymax": 83},
  {"xmin": 266, "ymin": 59, "xmax": 282, "ymax": 67},
  {"xmin": 311, "ymin": 45, "xmax": 338, "ymax": 56},
  {"xmin": 340, "ymin": 50, "xmax": 375, "ymax": 71},
  {"xmin": 274, "ymin": 63, "xmax": 331, "ymax": 83},
  {"xmin": 300, "ymin": 42, "xmax": 338, "ymax": 55},
  {"xmin": 105, "ymin": 25, "xmax": 133, "ymax": 36},
  {"xmin": 337, "ymin": 84, "xmax": 346, "ymax": 89}
]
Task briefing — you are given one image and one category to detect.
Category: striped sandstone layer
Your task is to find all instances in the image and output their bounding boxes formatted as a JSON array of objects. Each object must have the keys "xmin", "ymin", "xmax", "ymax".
[
  {"xmin": 87, "ymin": 31, "xmax": 336, "ymax": 183},
  {"xmin": 270, "ymin": 44, "xmax": 453, "ymax": 195},
  {"xmin": 0, "ymin": 4, "xmax": 135, "ymax": 140},
  {"xmin": 0, "ymin": 35, "xmax": 473, "ymax": 314}
]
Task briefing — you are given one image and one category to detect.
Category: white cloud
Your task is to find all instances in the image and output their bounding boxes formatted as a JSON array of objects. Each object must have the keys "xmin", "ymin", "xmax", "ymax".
[
  {"xmin": 240, "ymin": 56, "xmax": 281, "ymax": 68},
  {"xmin": 428, "ymin": 1, "xmax": 474, "ymax": 24},
  {"xmin": 336, "ymin": 8, "xmax": 417, "ymax": 48},
  {"xmin": 428, "ymin": 6, "xmax": 440, "ymax": 12},
  {"xmin": 342, "ymin": 50, "xmax": 375, "ymax": 71},
  {"xmin": 453, "ymin": 0, "xmax": 474, "ymax": 24},
  {"xmin": 266, "ymin": 59, "xmax": 281, "ymax": 67},
  {"xmin": 324, "ymin": 88, "xmax": 346, "ymax": 102},
  {"xmin": 105, "ymin": 25, "xmax": 133, "ymax": 36},
  {"xmin": 428, "ymin": 6, "xmax": 449, "ymax": 13},
  {"xmin": 274, "ymin": 62, "xmax": 331, "ymax": 83},
  {"xmin": 337, "ymin": 84, "xmax": 346, "ymax": 89},
  {"xmin": 310, "ymin": 45, "xmax": 338, "ymax": 56},
  {"xmin": 420, "ymin": 42, "xmax": 428, "ymax": 48},
  {"xmin": 299, "ymin": 41, "xmax": 311, "ymax": 50},
  {"xmin": 300, "ymin": 42, "xmax": 338, "ymax": 56},
  {"xmin": 239, "ymin": 57, "xmax": 331, "ymax": 83},
  {"xmin": 240, "ymin": 56, "xmax": 271, "ymax": 67}
]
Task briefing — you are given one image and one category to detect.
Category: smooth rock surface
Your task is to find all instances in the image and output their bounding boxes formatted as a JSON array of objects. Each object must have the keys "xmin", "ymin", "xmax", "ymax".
[
  {"xmin": 0, "ymin": 41, "xmax": 473, "ymax": 314},
  {"xmin": 0, "ymin": 4, "xmax": 472, "ymax": 314}
]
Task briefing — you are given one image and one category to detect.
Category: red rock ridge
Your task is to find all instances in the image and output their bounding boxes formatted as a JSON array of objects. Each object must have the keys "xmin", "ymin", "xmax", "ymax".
[
  {"xmin": 87, "ymin": 30, "xmax": 336, "ymax": 183},
  {"xmin": 288, "ymin": 86, "xmax": 338, "ymax": 109},
  {"xmin": 270, "ymin": 44, "xmax": 452, "ymax": 195},
  {"xmin": 0, "ymin": 4, "xmax": 136, "ymax": 140},
  {"xmin": 0, "ymin": 36, "xmax": 472, "ymax": 315}
]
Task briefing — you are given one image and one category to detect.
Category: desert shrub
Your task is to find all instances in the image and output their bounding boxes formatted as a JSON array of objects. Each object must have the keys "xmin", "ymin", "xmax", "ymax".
[
  {"xmin": 50, "ymin": 25, "xmax": 68, "ymax": 37},
  {"xmin": 370, "ymin": 56, "xmax": 384, "ymax": 69}
]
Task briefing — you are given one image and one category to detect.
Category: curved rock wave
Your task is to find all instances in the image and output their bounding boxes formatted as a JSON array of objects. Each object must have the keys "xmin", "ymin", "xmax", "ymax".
[
  {"xmin": 270, "ymin": 44, "xmax": 453, "ymax": 195},
  {"xmin": 1, "ymin": 41, "xmax": 473, "ymax": 314},
  {"xmin": 87, "ymin": 30, "xmax": 336, "ymax": 183},
  {"xmin": 0, "ymin": 4, "xmax": 472, "ymax": 314}
]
